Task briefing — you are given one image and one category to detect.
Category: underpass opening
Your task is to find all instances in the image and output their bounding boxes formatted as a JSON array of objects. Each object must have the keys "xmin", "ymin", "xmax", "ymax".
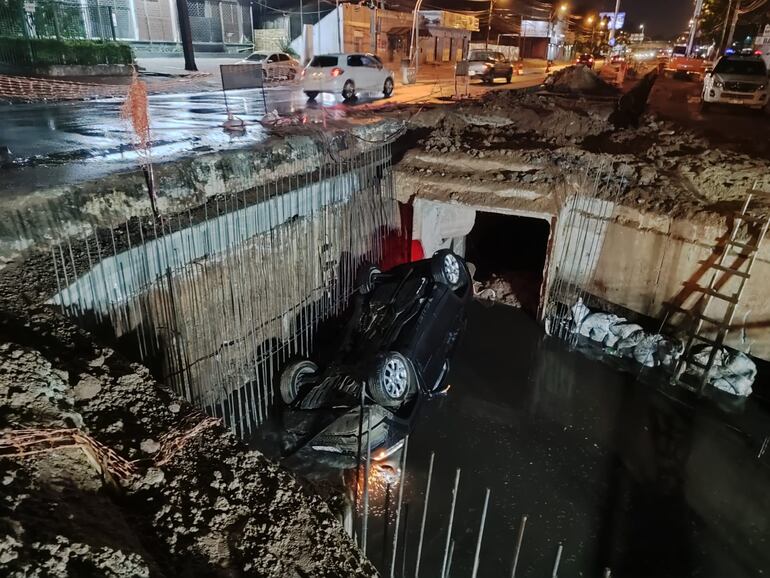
[{"xmin": 465, "ymin": 211, "xmax": 551, "ymax": 315}]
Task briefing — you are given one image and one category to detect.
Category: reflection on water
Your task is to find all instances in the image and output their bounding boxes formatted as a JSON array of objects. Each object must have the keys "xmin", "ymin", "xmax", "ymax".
[{"xmin": 255, "ymin": 300, "xmax": 770, "ymax": 576}]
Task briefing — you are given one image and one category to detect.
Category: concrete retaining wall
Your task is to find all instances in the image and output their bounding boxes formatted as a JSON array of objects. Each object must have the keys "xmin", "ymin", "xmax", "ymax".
[{"xmin": 409, "ymin": 192, "xmax": 770, "ymax": 361}]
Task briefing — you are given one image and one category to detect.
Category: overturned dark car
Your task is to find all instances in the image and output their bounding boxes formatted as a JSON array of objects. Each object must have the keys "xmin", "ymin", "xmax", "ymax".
[{"xmin": 278, "ymin": 249, "xmax": 472, "ymax": 467}]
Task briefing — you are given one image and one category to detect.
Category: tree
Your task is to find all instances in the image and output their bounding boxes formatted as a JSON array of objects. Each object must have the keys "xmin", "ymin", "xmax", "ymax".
[{"xmin": 700, "ymin": 0, "xmax": 731, "ymax": 44}]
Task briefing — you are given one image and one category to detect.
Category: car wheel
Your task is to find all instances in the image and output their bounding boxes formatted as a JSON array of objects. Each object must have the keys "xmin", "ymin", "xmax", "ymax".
[
  {"xmin": 430, "ymin": 249, "xmax": 464, "ymax": 289},
  {"xmin": 305, "ymin": 91, "xmax": 319, "ymax": 101},
  {"xmin": 368, "ymin": 352, "xmax": 414, "ymax": 409},
  {"xmin": 279, "ymin": 359, "xmax": 318, "ymax": 404},
  {"xmin": 342, "ymin": 80, "xmax": 356, "ymax": 101},
  {"xmin": 383, "ymin": 77, "xmax": 394, "ymax": 98},
  {"xmin": 699, "ymin": 98, "xmax": 710, "ymax": 112},
  {"xmin": 357, "ymin": 264, "xmax": 381, "ymax": 294},
  {"xmin": 505, "ymin": 71, "xmax": 512, "ymax": 83}
]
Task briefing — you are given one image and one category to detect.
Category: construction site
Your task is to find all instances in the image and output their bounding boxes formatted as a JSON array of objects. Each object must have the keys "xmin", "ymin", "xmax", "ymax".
[{"xmin": 2, "ymin": 51, "xmax": 770, "ymax": 577}]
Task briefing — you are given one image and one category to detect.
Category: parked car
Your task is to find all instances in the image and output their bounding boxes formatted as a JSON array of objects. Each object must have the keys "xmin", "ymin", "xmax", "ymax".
[
  {"xmin": 278, "ymin": 250, "xmax": 472, "ymax": 465},
  {"xmin": 467, "ymin": 50, "xmax": 514, "ymax": 84},
  {"xmin": 575, "ymin": 53, "xmax": 595, "ymax": 68},
  {"xmin": 236, "ymin": 51, "xmax": 300, "ymax": 81},
  {"xmin": 302, "ymin": 53, "xmax": 394, "ymax": 102},
  {"xmin": 701, "ymin": 55, "xmax": 769, "ymax": 113}
]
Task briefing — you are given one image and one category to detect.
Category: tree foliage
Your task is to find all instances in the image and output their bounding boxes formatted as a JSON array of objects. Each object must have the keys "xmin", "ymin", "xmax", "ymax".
[{"xmin": 700, "ymin": 0, "xmax": 731, "ymax": 44}]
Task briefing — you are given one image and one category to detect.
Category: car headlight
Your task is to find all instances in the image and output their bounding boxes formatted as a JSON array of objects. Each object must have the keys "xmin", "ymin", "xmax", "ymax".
[
  {"xmin": 714, "ymin": 80, "xmax": 723, "ymax": 88},
  {"xmin": 759, "ymin": 83, "xmax": 767, "ymax": 91}
]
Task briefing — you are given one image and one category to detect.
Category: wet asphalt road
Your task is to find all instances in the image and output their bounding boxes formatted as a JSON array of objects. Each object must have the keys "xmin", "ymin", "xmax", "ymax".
[{"xmin": 360, "ymin": 302, "xmax": 770, "ymax": 577}]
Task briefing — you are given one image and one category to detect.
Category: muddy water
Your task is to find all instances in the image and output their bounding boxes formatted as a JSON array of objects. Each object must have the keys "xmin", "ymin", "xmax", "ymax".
[{"xmin": 369, "ymin": 301, "xmax": 770, "ymax": 577}]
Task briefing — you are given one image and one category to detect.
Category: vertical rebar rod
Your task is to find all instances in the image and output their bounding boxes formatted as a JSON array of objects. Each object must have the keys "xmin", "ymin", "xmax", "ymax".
[
  {"xmin": 440, "ymin": 468, "xmax": 461, "ymax": 578},
  {"xmin": 471, "ymin": 488, "xmax": 491, "ymax": 578},
  {"xmin": 551, "ymin": 543, "xmax": 564, "ymax": 578},
  {"xmin": 361, "ymin": 409, "xmax": 372, "ymax": 553},
  {"xmin": 414, "ymin": 451, "xmax": 435, "ymax": 578},
  {"xmin": 510, "ymin": 514, "xmax": 528, "ymax": 578},
  {"xmin": 445, "ymin": 539, "xmax": 455, "ymax": 578},
  {"xmin": 389, "ymin": 434, "xmax": 409, "ymax": 578},
  {"xmin": 383, "ymin": 482, "xmax": 392, "ymax": 569}
]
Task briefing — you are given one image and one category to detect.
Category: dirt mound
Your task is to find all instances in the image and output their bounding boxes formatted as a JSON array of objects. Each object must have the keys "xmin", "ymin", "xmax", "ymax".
[
  {"xmin": 544, "ymin": 65, "xmax": 620, "ymax": 97},
  {"xmin": 0, "ymin": 305, "xmax": 376, "ymax": 577}
]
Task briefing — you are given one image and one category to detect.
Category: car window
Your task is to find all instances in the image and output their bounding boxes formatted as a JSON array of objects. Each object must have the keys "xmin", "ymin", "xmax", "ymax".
[
  {"xmin": 278, "ymin": 54, "xmax": 290, "ymax": 62},
  {"xmin": 347, "ymin": 55, "xmax": 365, "ymax": 67},
  {"xmin": 714, "ymin": 58, "xmax": 766, "ymax": 76},
  {"xmin": 247, "ymin": 53, "xmax": 267, "ymax": 62},
  {"xmin": 469, "ymin": 51, "xmax": 494, "ymax": 61},
  {"xmin": 361, "ymin": 55, "xmax": 380, "ymax": 68},
  {"xmin": 309, "ymin": 55, "xmax": 338, "ymax": 67},
  {"xmin": 266, "ymin": 54, "xmax": 278, "ymax": 63},
  {"xmin": 495, "ymin": 52, "xmax": 505, "ymax": 61}
]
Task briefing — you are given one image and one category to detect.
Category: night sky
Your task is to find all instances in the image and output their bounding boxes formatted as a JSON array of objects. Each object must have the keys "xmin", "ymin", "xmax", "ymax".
[{"xmin": 571, "ymin": 0, "xmax": 694, "ymax": 39}]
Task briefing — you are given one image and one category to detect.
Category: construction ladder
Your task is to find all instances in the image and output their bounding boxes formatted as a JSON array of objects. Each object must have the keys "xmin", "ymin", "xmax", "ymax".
[{"xmin": 672, "ymin": 193, "xmax": 769, "ymax": 393}]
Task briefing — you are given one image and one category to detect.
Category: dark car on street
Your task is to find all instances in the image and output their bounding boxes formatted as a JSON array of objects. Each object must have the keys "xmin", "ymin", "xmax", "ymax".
[
  {"xmin": 575, "ymin": 53, "xmax": 595, "ymax": 68},
  {"xmin": 277, "ymin": 249, "xmax": 472, "ymax": 465},
  {"xmin": 468, "ymin": 50, "xmax": 514, "ymax": 84}
]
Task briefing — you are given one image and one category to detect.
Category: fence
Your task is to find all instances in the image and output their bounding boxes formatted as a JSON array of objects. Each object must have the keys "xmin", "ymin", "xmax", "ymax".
[{"xmin": 0, "ymin": 0, "xmax": 134, "ymax": 41}]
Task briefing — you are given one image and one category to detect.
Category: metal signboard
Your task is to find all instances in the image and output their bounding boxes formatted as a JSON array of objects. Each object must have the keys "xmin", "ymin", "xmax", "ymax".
[{"xmin": 599, "ymin": 11, "xmax": 626, "ymax": 30}]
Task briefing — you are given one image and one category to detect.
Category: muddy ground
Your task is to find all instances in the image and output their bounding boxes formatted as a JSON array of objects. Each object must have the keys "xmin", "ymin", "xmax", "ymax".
[
  {"xmin": 391, "ymin": 75, "xmax": 770, "ymax": 224},
  {"xmin": 0, "ymin": 297, "xmax": 375, "ymax": 577}
]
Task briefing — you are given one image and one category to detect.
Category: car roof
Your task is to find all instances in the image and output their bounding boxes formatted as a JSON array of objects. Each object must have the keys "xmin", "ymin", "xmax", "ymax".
[{"xmin": 720, "ymin": 54, "xmax": 763, "ymax": 62}]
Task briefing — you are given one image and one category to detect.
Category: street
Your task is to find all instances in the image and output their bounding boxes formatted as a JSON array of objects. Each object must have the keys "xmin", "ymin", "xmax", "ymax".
[{"xmin": 0, "ymin": 61, "xmax": 553, "ymax": 193}]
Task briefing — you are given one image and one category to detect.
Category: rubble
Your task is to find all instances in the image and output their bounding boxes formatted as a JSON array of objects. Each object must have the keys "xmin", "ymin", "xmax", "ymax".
[
  {"xmin": 398, "ymin": 89, "xmax": 770, "ymax": 222},
  {"xmin": 0, "ymin": 306, "xmax": 376, "ymax": 577},
  {"xmin": 543, "ymin": 65, "xmax": 620, "ymax": 97}
]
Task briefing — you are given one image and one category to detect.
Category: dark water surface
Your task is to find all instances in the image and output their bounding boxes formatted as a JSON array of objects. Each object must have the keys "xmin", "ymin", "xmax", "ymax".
[{"xmin": 369, "ymin": 301, "xmax": 770, "ymax": 577}]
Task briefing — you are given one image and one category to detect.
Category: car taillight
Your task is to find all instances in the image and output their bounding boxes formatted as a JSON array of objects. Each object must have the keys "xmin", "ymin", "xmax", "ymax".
[{"xmin": 331, "ymin": 67, "xmax": 344, "ymax": 77}]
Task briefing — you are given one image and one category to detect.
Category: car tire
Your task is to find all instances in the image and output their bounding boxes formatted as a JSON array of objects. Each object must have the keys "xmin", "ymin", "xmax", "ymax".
[
  {"xmin": 342, "ymin": 80, "xmax": 356, "ymax": 101},
  {"xmin": 305, "ymin": 91, "xmax": 319, "ymax": 101},
  {"xmin": 383, "ymin": 77, "xmax": 394, "ymax": 98},
  {"xmin": 368, "ymin": 352, "xmax": 415, "ymax": 409},
  {"xmin": 430, "ymin": 249, "xmax": 464, "ymax": 289},
  {"xmin": 699, "ymin": 99, "xmax": 710, "ymax": 112},
  {"xmin": 505, "ymin": 71, "xmax": 512, "ymax": 83},
  {"xmin": 357, "ymin": 264, "xmax": 381, "ymax": 294},
  {"xmin": 279, "ymin": 359, "xmax": 318, "ymax": 404}
]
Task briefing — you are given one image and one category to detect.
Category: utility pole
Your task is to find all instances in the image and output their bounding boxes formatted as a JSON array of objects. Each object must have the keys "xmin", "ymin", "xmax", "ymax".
[
  {"xmin": 175, "ymin": 0, "xmax": 198, "ymax": 71},
  {"xmin": 485, "ymin": 0, "xmax": 494, "ymax": 48},
  {"xmin": 724, "ymin": 0, "xmax": 742, "ymax": 51},
  {"xmin": 608, "ymin": 0, "xmax": 620, "ymax": 45},
  {"xmin": 686, "ymin": 0, "xmax": 705, "ymax": 55}
]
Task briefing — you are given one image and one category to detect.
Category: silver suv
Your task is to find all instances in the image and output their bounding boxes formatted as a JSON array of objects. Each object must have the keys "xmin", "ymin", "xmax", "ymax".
[{"xmin": 701, "ymin": 55, "xmax": 769, "ymax": 113}]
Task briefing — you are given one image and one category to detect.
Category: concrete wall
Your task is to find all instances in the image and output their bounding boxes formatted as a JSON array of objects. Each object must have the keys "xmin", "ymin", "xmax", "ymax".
[{"xmin": 409, "ymin": 193, "xmax": 770, "ymax": 361}]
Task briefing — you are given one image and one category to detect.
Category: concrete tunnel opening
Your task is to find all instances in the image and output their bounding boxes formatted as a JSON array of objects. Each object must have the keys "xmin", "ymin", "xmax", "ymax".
[{"xmin": 465, "ymin": 211, "xmax": 551, "ymax": 315}]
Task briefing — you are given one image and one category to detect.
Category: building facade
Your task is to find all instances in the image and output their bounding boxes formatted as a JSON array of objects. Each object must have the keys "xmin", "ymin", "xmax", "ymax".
[
  {"xmin": 288, "ymin": 4, "xmax": 479, "ymax": 65},
  {"xmin": 2, "ymin": 0, "xmax": 253, "ymax": 49}
]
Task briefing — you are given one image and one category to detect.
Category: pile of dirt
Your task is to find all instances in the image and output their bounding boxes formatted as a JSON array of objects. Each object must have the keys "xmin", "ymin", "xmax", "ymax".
[
  {"xmin": 397, "ymin": 89, "xmax": 770, "ymax": 222},
  {"xmin": 543, "ymin": 65, "xmax": 620, "ymax": 97},
  {"xmin": 0, "ymin": 303, "xmax": 376, "ymax": 577}
]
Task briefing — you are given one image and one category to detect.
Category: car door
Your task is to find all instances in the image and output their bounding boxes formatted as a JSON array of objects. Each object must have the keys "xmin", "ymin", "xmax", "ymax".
[
  {"xmin": 361, "ymin": 55, "xmax": 386, "ymax": 90},
  {"xmin": 495, "ymin": 52, "xmax": 507, "ymax": 76},
  {"xmin": 346, "ymin": 54, "xmax": 371, "ymax": 88},
  {"xmin": 264, "ymin": 53, "xmax": 279, "ymax": 80}
]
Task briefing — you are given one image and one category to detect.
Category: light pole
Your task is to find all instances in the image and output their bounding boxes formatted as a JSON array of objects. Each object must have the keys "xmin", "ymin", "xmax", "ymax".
[
  {"xmin": 608, "ymin": 0, "xmax": 620, "ymax": 45},
  {"xmin": 548, "ymin": 3, "xmax": 567, "ymax": 61},
  {"xmin": 586, "ymin": 15, "xmax": 595, "ymax": 51}
]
